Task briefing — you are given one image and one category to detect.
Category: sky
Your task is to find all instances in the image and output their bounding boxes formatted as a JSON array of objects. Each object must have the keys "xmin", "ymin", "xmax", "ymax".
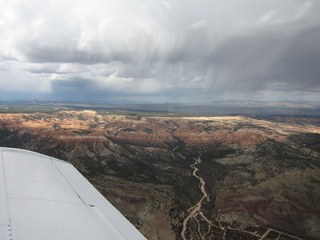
[{"xmin": 0, "ymin": 0, "xmax": 319, "ymax": 103}]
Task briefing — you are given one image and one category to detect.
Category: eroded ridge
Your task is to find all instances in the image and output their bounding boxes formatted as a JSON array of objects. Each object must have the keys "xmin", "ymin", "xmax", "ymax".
[{"xmin": 0, "ymin": 111, "xmax": 319, "ymax": 239}]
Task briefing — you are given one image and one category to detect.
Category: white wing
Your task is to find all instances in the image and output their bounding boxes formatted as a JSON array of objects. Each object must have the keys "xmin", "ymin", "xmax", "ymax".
[{"xmin": 0, "ymin": 147, "xmax": 146, "ymax": 240}]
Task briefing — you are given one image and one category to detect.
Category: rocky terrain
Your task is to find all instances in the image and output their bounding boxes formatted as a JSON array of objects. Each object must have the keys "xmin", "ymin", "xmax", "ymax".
[{"xmin": 0, "ymin": 110, "xmax": 320, "ymax": 240}]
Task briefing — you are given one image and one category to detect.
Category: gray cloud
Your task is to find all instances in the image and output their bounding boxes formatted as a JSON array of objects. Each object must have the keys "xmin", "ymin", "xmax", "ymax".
[
  {"xmin": 209, "ymin": 22, "xmax": 320, "ymax": 93},
  {"xmin": 50, "ymin": 78, "xmax": 105, "ymax": 102},
  {"xmin": 0, "ymin": 0, "xmax": 319, "ymax": 103}
]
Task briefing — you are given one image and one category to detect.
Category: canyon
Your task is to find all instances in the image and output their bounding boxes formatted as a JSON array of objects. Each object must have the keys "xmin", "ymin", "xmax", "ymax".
[{"xmin": 0, "ymin": 110, "xmax": 320, "ymax": 239}]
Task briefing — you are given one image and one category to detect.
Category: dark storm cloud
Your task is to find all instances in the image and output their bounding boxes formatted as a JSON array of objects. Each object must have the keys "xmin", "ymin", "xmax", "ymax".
[
  {"xmin": 209, "ymin": 22, "xmax": 320, "ymax": 92},
  {"xmin": 273, "ymin": 26, "xmax": 320, "ymax": 90},
  {"xmin": 50, "ymin": 78, "xmax": 110, "ymax": 102},
  {"xmin": 50, "ymin": 77, "xmax": 159, "ymax": 103},
  {"xmin": 0, "ymin": 0, "xmax": 320, "ymax": 102}
]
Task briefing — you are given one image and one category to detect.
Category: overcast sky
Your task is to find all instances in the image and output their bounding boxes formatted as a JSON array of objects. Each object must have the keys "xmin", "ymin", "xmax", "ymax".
[{"xmin": 0, "ymin": 0, "xmax": 319, "ymax": 103}]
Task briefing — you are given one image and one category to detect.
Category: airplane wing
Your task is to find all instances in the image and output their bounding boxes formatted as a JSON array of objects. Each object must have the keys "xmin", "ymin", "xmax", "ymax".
[{"xmin": 0, "ymin": 147, "xmax": 146, "ymax": 240}]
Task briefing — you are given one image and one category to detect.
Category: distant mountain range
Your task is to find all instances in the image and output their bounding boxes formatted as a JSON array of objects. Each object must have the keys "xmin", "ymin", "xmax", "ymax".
[{"xmin": 1, "ymin": 100, "xmax": 320, "ymax": 116}]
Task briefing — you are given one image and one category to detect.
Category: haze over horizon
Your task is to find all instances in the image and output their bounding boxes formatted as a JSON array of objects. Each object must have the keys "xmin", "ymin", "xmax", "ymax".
[{"xmin": 1, "ymin": 0, "xmax": 320, "ymax": 103}]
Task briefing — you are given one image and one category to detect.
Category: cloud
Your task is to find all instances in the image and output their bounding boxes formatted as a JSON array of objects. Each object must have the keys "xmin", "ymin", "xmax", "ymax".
[
  {"xmin": 0, "ymin": 0, "xmax": 319, "ymax": 102},
  {"xmin": 209, "ymin": 22, "xmax": 320, "ymax": 93},
  {"xmin": 190, "ymin": 20, "xmax": 207, "ymax": 29}
]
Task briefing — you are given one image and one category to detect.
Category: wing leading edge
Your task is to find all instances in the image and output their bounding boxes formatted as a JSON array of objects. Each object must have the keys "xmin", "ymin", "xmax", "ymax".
[{"xmin": 0, "ymin": 147, "xmax": 146, "ymax": 240}]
